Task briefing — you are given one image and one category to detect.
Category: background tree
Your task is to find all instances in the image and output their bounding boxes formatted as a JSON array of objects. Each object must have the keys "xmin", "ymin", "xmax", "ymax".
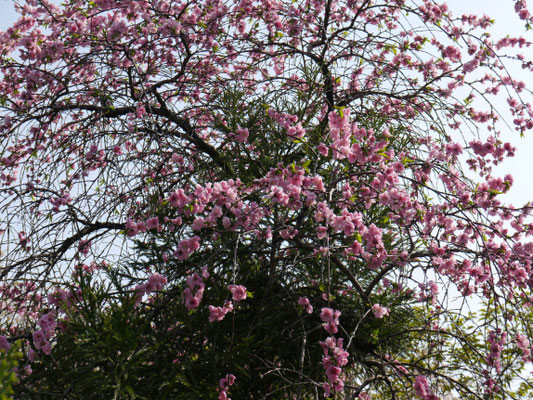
[{"xmin": 1, "ymin": 0, "xmax": 533, "ymax": 398}]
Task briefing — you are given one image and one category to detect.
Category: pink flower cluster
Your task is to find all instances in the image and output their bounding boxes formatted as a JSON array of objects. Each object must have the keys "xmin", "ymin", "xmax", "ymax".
[
  {"xmin": 84, "ymin": 144, "xmax": 106, "ymax": 170},
  {"xmin": 168, "ymin": 188, "xmax": 190, "ymax": 208},
  {"xmin": 297, "ymin": 297, "xmax": 313, "ymax": 314},
  {"xmin": 417, "ymin": 281, "xmax": 439, "ymax": 304},
  {"xmin": 319, "ymin": 307, "xmax": 348, "ymax": 396},
  {"xmin": 47, "ymin": 287, "xmax": 81, "ymax": 310},
  {"xmin": 515, "ymin": 0, "xmax": 531, "ymax": 20},
  {"xmin": 218, "ymin": 373, "xmax": 236, "ymax": 400},
  {"xmin": 320, "ymin": 336, "xmax": 349, "ymax": 396},
  {"xmin": 78, "ymin": 239, "xmax": 92, "ymax": 256},
  {"xmin": 0, "ymin": 335, "xmax": 10, "ymax": 352},
  {"xmin": 228, "ymin": 284, "xmax": 247, "ymax": 302},
  {"xmin": 124, "ymin": 217, "xmax": 162, "ymax": 237},
  {"xmin": 183, "ymin": 273, "xmax": 205, "ymax": 310},
  {"xmin": 49, "ymin": 191, "xmax": 72, "ymax": 213},
  {"xmin": 208, "ymin": 284, "xmax": 247, "ymax": 322},
  {"xmin": 146, "ymin": 217, "xmax": 161, "ymax": 231},
  {"xmin": 413, "ymin": 375, "xmax": 438, "ymax": 400},
  {"xmin": 234, "ymin": 127, "xmax": 249, "ymax": 142},
  {"xmin": 173, "ymin": 236, "xmax": 201, "ymax": 261},
  {"xmin": 320, "ymin": 307, "xmax": 341, "ymax": 334},
  {"xmin": 486, "ymin": 329, "xmax": 507, "ymax": 373},
  {"xmin": 135, "ymin": 273, "xmax": 167, "ymax": 305},
  {"xmin": 516, "ymin": 333, "xmax": 532, "ymax": 361},
  {"xmin": 208, "ymin": 301, "xmax": 234, "ymax": 322},
  {"xmin": 32, "ymin": 312, "xmax": 57, "ymax": 355},
  {"xmin": 372, "ymin": 303, "xmax": 390, "ymax": 319},
  {"xmin": 267, "ymin": 108, "xmax": 306, "ymax": 139}
]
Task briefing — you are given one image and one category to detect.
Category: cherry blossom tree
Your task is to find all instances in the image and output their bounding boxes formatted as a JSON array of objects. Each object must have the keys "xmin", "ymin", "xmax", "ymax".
[{"xmin": 1, "ymin": 0, "xmax": 533, "ymax": 398}]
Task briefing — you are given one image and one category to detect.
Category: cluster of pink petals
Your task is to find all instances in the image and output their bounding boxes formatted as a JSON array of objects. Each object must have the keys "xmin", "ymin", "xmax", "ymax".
[
  {"xmin": 78, "ymin": 239, "xmax": 92, "ymax": 256},
  {"xmin": 372, "ymin": 303, "xmax": 390, "ymax": 319},
  {"xmin": 208, "ymin": 284, "xmax": 247, "ymax": 321},
  {"xmin": 0, "ymin": 335, "xmax": 10, "ymax": 352},
  {"xmin": 228, "ymin": 284, "xmax": 247, "ymax": 302},
  {"xmin": 516, "ymin": 334, "xmax": 532, "ymax": 361},
  {"xmin": 183, "ymin": 273, "xmax": 205, "ymax": 310},
  {"xmin": 320, "ymin": 307, "xmax": 341, "ymax": 334},
  {"xmin": 486, "ymin": 329, "xmax": 507, "ymax": 373},
  {"xmin": 124, "ymin": 217, "xmax": 162, "ymax": 237},
  {"xmin": 134, "ymin": 273, "xmax": 167, "ymax": 305},
  {"xmin": 413, "ymin": 375, "xmax": 439, "ymax": 400},
  {"xmin": 209, "ymin": 301, "xmax": 234, "ymax": 322},
  {"xmin": 234, "ymin": 127, "xmax": 249, "ymax": 142},
  {"xmin": 2, "ymin": 0, "xmax": 533, "ymax": 397},
  {"xmin": 173, "ymin": 236, "xmax": 201, "ymax": 261},
  {"xmin": 218, "ymin": 374, "xmax": 236, "ymax": 400},
  {"xmin": 417, "ymin": 281, "xmax": 439, "ymax": 304},
  {"xmin": 297, "ymin": 297, "xmax": 313, "ymax": 314},
  {"xmin": 47, "ymin": 287, "xmax": 81, "ymax": 310},
  {"xmin": 267, "ymin": 108, "xmax": 306, "ymax": 139},
  {"xmin": 146, "ymin": 217, "xmax": 161, "ymax": 231},
  {"xmin": 319, "ymin": 308, "xmax": 348, "ymax": 396},
  {"xmin": 515, "ymin": 0, "xmax": 531, "ymax": 20},
  {"xmin": 32, "ymin": 311, "xmax": 57, "ymax": 355},
  {"xmin": 48, "ymin": 191, "xmax": 72, "ymax": 213},
  {"xmin": 168, "ymin": 188, "xmax": 190, "ymax": 208}
]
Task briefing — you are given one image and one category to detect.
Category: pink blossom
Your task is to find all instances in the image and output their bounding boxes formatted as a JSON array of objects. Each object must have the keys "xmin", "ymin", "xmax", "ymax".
[
  {"xmin": 146, "ymin": 273, "xmax": 167, "ymax": 292},
  {"xmin": 228, "ymin": 284, "xmax": 247, "ymax": 302},
  {"xmin": 334, "ymin": 379, "xmax": 344, "ymax": 392},
  {"xmin": 184, "ymin": 291, "xmax": 200, "ymax": 309},
  {"xmin": 209, "ymin": 305, "xmax": 226, "ymax": 322},
  {"xmin": 136, "ymin": 221, "xmax": 147, "ymax": 233},
  {"xmin": 108, "ymin": 20, "xmax": 128, "ymax": 38},
  {"xmin": 316, "ymin": 226, "xmax": 327, "ymax": 239},
  {"xmin": 519, "ymin": 8, "xmax": 531, "ymax": 19},
  {"xmin": 297, "ymin": 297, "xmax": 313, "ymax": 314},
  {"xmin": 146, "ymin": 217, "xmax": 160, "ymax": 231},
  {"xmin": 414, "ymin": 375, "xmax": 429, "ymax": 398},
  {"xmin": 78, "ymin": 239, "xmax": 91, "ymax": 256},
  {"xmin": 516, "ymin": 334, "xmax": 531, "ymax": 360},
  {"xmin": 372, "ymin": 304, "xmax": 390, "ymax": 319},
  {"xmin": 42, "ymin": 342, "xmax": 52, "ymax": 355},
  {"xmin": 0, "ymin": 335, "xmax": 10, "ymax": 351},
  {"xmin": 320, "ymin": 307, "xmax": 341, "ymax": 325},
  {"xmin": 323, "ymin": 383, "xmax": 331, "ymax": 397},
  {"xmin": 219, "ymin": 374, "xmax": 236, "ymax": 389},
  {"xmin": 325, "ymin": 364, "xmax": 341, "ymax": 382},
  {"xmin": 209, "ymin": 301, "xmax": 233, "ymax": 322},
  {"xmin": 125, "ymin": 218, "xmax": 138, "ymax": 237},
  {"xmin": 168, "ymin": 189, "xmax": 190, "ymax": 208},
  {"xmin": 235, "ymin": 127, "xmax": 249, "ymax": 142},
  {"xmin": 183, "ymin": 273, "xmax": 205, "ymax": 310},
  {"xmin": 442, "ymin": 45, "xmax": 462, "ymax": 62},
  {"xmin": 39, "ymin": 312, "xmax": 57, "ymax": 335},
  {"xmin": 218, "ymin": 374, "xmax": 236, "ymax": 400},
  {"xmin": 174, "ymin": 236, "xmax": 201, "ymax": 260}
]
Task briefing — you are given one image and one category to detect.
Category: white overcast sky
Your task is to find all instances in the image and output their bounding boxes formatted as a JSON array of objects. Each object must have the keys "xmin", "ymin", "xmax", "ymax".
[{"xmin": 0, "ymin": 0, "xmax": 532, "ymax": 207}]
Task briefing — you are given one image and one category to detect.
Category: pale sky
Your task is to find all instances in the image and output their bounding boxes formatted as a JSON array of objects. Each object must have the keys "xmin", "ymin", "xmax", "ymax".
[{"xmin": 0, "ymin": 0, "xmax": 532, "ymax": 207}]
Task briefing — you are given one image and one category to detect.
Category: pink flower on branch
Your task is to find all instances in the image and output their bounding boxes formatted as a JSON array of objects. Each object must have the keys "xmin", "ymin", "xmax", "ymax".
[
  {"xmin": 372, "ymin": 304, "xmax": 390, "ymax": 319},
  {"xmin": 218, "ymin": 374, "xmax": 236, "ymax": 400},
  {"xmin": 227, "ymin": 284, "xmax": 247, "ymax": 302},
  {"xmin": 183, "ymin": 273, "xmax": 205, "ymax": 310},
  {"xmin": 297, "ymin": 297, "xmax": 313, "ymax": 314},
  {"xmin": 208, "ymin": 301, "xmax": 233, "ymax": 322}
]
